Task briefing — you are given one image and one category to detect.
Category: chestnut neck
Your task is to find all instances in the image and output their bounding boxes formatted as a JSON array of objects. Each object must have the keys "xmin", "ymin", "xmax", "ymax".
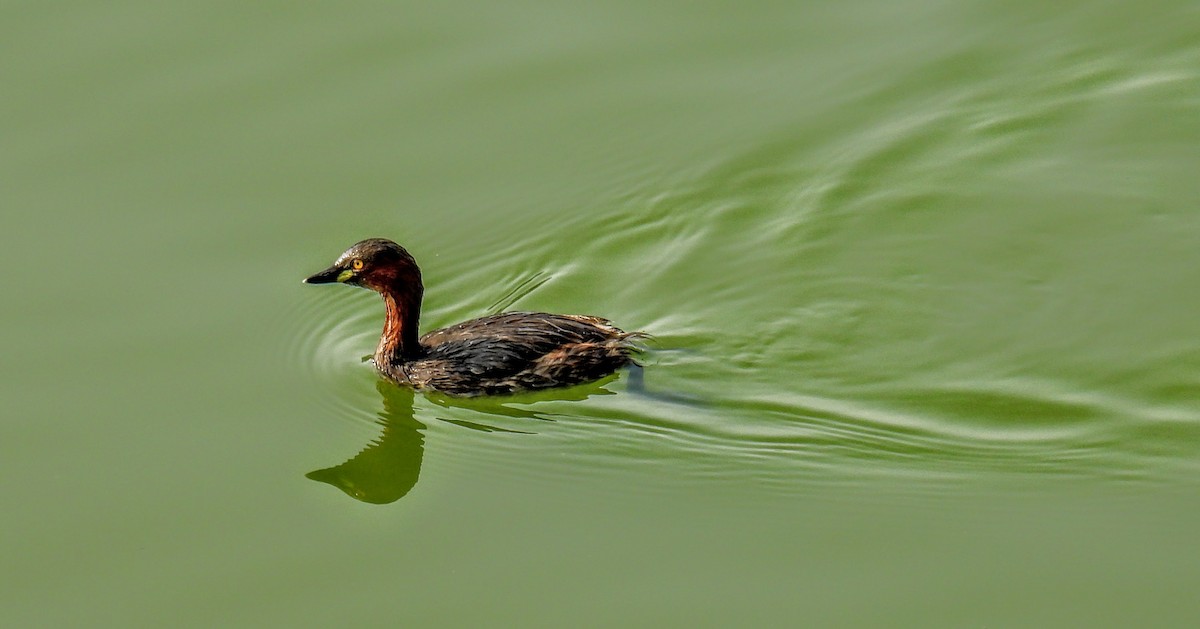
[{"xmin": 374, "ymin": 276, "xmax": 425, "ymax": 364}]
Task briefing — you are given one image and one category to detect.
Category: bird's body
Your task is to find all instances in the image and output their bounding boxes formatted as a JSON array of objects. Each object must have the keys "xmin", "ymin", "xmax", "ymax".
[
  {"xmin": 389, "ymin": 311, "xmax": 633, "ymax": 396},
  {"xmin": 305, "ymin": 239, "xmax": 639, "ymax": 397}
]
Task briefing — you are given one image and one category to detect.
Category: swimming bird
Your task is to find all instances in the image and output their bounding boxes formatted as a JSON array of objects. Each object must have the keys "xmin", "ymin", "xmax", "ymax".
[{"xmin": 304, "ymin": 238, "xmax": 640, "ymax": 396}]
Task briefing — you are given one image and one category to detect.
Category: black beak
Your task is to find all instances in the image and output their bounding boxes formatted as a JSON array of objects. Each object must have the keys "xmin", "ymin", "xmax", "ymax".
[{"xmin": 304, "ymin": 265, "xmax": 344, "ymax": 284}]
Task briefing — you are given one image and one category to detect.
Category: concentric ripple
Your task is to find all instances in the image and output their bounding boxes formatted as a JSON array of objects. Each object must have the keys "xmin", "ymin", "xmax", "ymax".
[{"xmin": 281, "ymin": 287, "xmax": 383, "ymax": 426}]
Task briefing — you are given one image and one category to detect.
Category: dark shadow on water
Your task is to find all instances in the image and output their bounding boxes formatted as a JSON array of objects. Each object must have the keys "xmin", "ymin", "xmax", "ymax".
[{"xmin": 625, "ymin": 360, "xmax": 711, "ymax": 407}]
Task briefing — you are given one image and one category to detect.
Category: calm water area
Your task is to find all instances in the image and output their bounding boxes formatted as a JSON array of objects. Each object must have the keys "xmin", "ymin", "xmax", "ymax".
[{"xmin": 5, "ymin": 1, "xmax": 1200, "ymax": 626}]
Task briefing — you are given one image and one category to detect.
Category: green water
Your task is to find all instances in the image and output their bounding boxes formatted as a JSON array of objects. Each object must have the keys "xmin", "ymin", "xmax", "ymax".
[{"xmin": 5, "ymin": 1, "xmax": 1200, "ymax": 626}]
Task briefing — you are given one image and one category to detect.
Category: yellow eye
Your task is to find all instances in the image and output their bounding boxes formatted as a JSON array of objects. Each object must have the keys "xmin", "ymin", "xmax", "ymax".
[{"xmin": 351, "ymin": 259, "xmax": 365, "ymax": 271}]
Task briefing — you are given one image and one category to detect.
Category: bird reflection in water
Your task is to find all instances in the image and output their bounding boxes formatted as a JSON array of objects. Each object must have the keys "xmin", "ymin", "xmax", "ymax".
[
  {"xmin": 306, "ymin": 375, "xmax": 624, "ymax": 504},
  {"xmin": 305, "ymin": 382, "xmax": 426, "ymax": 504}
]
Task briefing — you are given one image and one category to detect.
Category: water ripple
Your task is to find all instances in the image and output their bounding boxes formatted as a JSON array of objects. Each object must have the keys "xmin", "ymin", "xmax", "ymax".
[{"xmin": 289, "ymin": 47, "xmax": 1200, "ymax": 496}]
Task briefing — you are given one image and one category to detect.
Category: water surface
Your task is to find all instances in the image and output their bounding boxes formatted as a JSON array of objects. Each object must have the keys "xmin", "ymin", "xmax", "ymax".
[{"xmin": 4, "ymin": 1, "xmax": 1200, "ymax": 626}]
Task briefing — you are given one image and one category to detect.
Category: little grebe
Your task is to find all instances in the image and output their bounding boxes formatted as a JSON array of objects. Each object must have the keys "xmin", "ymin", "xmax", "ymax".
[{"xmin": 304, "ymin": 238, "xmax": 640, "ymax": 396}]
